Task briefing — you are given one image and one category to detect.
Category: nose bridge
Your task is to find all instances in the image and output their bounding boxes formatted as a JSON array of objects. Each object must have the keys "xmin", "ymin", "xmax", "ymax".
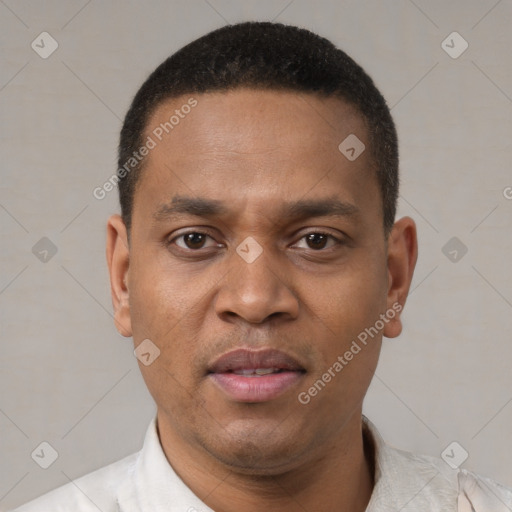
[{"xmin": 215, "ymin": 241, "xmax": 299, "ymax": 324}]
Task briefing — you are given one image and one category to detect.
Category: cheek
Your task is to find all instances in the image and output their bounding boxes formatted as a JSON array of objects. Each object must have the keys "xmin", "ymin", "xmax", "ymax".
[
  {"xmin": 130, "ymin": 273, "xmax": 205, "ymax": 420},
  {"xmin": 300, "ymin": 254, "xmax": 387, "ymax": 402},
  {"xmin": 306, "ymin": 257, "xmax": 388, "ymax": 346},
  {"xmin": 129, "ymin": 252, "xmax": 215, "ymax": 359},
  {"xmin": 128, "ymin": 250, "xmax": 197, "ymax": 337},
  {"xmin": 299, "ymin": 277, "xmax": 384, "ymax": 416}
]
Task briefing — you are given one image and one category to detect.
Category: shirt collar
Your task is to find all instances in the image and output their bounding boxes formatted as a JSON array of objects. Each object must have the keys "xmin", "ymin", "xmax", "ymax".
[
  {"xmin": 362, "ymin": 415, "xmax": 459, "ymax": 511},
  {"xmin": 362, "ymin": 414, "xmax": 400, "ymax": 510},
  {"xmin": 115, "ymin": 414, "xmax": 457, "ymax": 511},
  {"xmin": 115, "ymin": 415, "xmax": 215, "ymax": 512}
]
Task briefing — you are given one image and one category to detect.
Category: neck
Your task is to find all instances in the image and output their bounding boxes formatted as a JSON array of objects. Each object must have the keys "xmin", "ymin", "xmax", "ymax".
[{"xmin": 157, "ymin": 411, "xmax": 375, "ymax": 512}]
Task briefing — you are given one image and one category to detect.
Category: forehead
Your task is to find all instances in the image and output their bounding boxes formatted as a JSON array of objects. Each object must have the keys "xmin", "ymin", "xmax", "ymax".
[
  {"xmin": 133, "ymin": 89, "xmax": 379, "ymax": 226},
  {"xmin": 144, "ymin": 89, "xmax": 369, "ymax": 157}
]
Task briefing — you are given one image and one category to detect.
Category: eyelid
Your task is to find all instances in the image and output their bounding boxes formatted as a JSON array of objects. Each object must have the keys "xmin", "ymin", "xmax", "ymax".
[
  {"xmin": 291, "ymin": 230, "xmax": 344, "ymax": 249},
  {"xmin": 169, "ymin": 229, "xmax": 220, "ymax": 250},
  {"xmin": 167, "ymin": 228, "xmax": 346, "ymax": 252}
]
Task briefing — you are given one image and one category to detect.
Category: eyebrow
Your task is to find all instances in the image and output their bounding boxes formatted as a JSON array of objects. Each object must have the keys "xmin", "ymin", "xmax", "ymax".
[{"xmin": 152, "ymin": 195, "xmax": 360, "ymax": 224}]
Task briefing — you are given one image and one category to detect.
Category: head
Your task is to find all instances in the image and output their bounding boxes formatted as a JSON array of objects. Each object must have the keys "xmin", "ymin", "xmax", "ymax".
[
  {"xmin": 107, "ymin": 22, "xmax": 417, "ymax": 475},
  {"xmin": 117, "ymin": 21, "xmax": 399, "ymax": 236}
]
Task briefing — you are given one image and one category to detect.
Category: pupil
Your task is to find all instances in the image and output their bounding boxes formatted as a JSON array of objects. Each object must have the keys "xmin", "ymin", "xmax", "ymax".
[
  {"xmin": 308, "ymin": 233, "xmax": 327, "ymax": 249},
  {"xmin": 186, "ymin": 233, "xmax": 205, "ymax": 249}
]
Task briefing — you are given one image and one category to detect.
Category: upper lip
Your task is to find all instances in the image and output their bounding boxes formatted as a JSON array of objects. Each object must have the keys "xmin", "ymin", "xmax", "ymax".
[{"xmin": 208, "ymin": 348, "xmax": 306, "ymax": 373}]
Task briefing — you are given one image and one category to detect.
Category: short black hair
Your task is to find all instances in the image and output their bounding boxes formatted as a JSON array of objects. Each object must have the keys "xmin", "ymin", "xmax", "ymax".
[{"xmin": 118, "ymin": 21, "xmax": 398, "ymax": 234}]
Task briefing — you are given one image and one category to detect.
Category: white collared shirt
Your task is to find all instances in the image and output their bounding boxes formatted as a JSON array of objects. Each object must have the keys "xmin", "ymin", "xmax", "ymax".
[{"xmin": 12, "ymin": 416, "xmax": 512, "ymax": 511}]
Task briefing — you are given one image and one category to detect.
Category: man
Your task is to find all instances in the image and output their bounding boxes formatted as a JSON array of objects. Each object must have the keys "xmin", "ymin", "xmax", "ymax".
[{"xmin": 13, "ymin": 21, "xmax": 512, "ymax": 512}]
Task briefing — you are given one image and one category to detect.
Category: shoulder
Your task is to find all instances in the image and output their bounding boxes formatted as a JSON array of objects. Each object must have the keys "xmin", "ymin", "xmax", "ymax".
[
  {"xmin": 10, "ymin": 452, "xmax": 139, "ymax": 512},
  {"xmin": 395, "ymin": 448, "xmax": 511, "ymax": 510},
  {"xmin": 378, "ymin": 444, "xmax": 512, "ymax": 511},
  {"xmin": 363, "ymin": 416, "xmax": 512, "ymax": 511},
  {"xmin": 456, "ymin": 467, "xmax": 512, "ymax": 511}
]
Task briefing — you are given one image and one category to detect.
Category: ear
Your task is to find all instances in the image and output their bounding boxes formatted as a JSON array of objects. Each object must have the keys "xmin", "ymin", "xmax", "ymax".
[
  {"xmin": 383, "ymin": 216, "xmax": 418, "ymax": 339},
  {"xmin": 106, "ymin": 214, "xmax": 132, "ymax": 337}
]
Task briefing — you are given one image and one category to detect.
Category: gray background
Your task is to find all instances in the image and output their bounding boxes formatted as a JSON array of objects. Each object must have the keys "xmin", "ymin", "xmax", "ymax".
[{"xmin": 1, "ymin": 0, "xmax": 511, "ymax": 509}]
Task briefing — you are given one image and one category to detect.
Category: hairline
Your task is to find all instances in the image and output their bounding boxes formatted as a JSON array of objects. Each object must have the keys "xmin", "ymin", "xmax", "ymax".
[{"xmin": 127, "ymin": 86, "xmax": 388, "ymax": 240}]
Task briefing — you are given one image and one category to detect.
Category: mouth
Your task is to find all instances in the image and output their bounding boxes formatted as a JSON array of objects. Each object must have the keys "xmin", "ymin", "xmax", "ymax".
[{"xmin": 207, "ymin": 348, "xmax": 306, "ymax": 403}]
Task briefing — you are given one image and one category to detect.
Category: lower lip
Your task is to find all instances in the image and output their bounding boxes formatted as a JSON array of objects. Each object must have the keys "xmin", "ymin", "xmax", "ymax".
[{"xmin": 209, "ymin": 371, "xmax": 304, "ymax": 402}]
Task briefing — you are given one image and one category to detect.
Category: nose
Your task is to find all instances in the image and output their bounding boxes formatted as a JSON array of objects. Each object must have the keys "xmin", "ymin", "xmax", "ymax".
[{"xmin": 214, "ymin": 245, "xmax": 299, "ymax": 325}]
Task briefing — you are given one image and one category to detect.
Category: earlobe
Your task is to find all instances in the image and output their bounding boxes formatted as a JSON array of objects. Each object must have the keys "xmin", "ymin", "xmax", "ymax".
[
  {"xmin": 106, "ymin": 214, "xmax": 133, "ymax": 337},
  {"xmin": 383, "ymin": 216, "xmax": 418, "ymax": 339}
]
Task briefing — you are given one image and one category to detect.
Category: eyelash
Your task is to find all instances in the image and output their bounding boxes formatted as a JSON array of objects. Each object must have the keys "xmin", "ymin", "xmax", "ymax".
[{"xmin": 167, "ymin": 230, "xmax": 344, "ymax": 253}]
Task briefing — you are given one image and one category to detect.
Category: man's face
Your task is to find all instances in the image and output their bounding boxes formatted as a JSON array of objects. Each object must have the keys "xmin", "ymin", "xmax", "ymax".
[{"xmin": 111, "ymin": 89, "xmax": 405, "ymax": 474}]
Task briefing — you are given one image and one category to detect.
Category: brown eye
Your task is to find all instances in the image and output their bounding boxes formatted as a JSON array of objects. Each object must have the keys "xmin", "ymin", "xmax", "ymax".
[
  {"xmin": 294, "ymin": 232, "xmax": 341, "ymax": 251},
  {"xmin": 173, "ymin": 232, "xmax": 217, "ymax": 250},
  {"xmin": 305, "ymin": 233, "xmax": 329, "ymax": 250},
  {"xmin": 184, "ymin": 233, "xmax": 206, "ymax": 249}
]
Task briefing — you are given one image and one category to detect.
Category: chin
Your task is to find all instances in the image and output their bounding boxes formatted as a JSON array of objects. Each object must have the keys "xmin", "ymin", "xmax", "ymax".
[{"xmin": 196, "ymin": 424, "xmax": 310, "ymax": 475}]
